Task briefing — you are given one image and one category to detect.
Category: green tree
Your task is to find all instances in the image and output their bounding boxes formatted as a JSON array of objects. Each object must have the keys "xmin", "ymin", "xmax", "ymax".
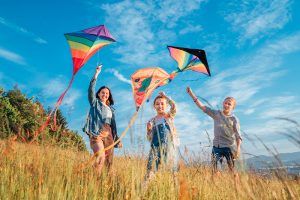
[
  {"xmin": 0, "ymin": 90, "xmax": 21, "ymax": 137},
  {"xmin": 0, "ymin": 85, "xmax": 86, "ymax": 151}
]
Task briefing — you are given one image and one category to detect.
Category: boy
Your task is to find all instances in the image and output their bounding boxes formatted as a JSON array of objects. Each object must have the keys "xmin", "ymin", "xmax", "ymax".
[{"xmin": 186, "ymin": 87, "xmax": 242, "ymax": 172}]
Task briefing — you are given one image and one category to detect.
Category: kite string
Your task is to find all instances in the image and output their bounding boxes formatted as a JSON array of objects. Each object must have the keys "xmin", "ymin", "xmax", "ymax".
[
  {"xmin": 75, "ymin": 75, "xmax": 171, "ymax": 171},
  {"xmin": 76, "ymin": 109, "xmax": 139, "ymax": 171},
  {"xmin": 29, "ymin": 74, "xmax": 75, "ymax": 144}
]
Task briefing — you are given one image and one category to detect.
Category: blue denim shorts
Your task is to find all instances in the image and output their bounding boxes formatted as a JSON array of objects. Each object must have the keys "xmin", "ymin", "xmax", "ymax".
[{"xmin": 211, "ymin": 146, "xmax": 234, "ymax": 171}]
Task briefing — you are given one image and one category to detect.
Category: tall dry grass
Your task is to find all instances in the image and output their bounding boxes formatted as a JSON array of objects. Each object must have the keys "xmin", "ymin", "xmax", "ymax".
[{"xmin": 0, "ymin": 139, "xmax": 299, "ymax": 200}]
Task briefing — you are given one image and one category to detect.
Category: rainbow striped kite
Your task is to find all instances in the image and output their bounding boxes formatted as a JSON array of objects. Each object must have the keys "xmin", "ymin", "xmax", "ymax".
[
  {"xmin": 167, "ymin": 46, "xmax": 211, "ymax": 82},
  {"xmin": 31, "ymin": 25, "xmax": 115, "ymax": 142},
  {"xmin": 65, "ymin": 25, "xmax": 116, "ymax": 75}
]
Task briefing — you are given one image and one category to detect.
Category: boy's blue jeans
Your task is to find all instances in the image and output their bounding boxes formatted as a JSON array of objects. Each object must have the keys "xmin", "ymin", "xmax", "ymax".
[{"xmin": 212, "ymin": 146, "xmax": 234, "ymax": 172}]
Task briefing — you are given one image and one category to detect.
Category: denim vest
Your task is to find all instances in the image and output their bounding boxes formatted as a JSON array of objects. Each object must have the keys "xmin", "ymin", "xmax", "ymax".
[
  {"xmin": 151, "ymin": 118, "xmax": 171, "ymax": 147},
  {"xmin": 83, "ymin": 78, "xmax": 119, "ymax": 143}
]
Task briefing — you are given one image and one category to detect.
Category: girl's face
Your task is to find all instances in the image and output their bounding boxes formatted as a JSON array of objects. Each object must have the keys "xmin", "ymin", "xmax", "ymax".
[
  {"xmin": 98, "ymin": 88, "xmax": 110, "ymax": 104},
  {"xmin": 154, "ymin": 97, "xmax": 167, "ymax": 114}
]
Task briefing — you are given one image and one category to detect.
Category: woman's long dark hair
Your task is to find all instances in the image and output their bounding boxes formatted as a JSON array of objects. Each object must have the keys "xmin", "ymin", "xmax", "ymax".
[{"xmin": 96, "ymin": 86, "xmax": 114, "ymax": 106}]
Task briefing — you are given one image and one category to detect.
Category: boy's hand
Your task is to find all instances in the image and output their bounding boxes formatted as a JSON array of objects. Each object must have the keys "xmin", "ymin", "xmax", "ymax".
[
  {"xmin": 233, "ymin": 148, "xmax": 240, "ymax": 159},
  {"xmin": 186, "ymin": 87, "xmax": 192, "ymax": 95},
  {"xmin": 236, "ymin": 148, "xmax": 240, "ymax": 159}
]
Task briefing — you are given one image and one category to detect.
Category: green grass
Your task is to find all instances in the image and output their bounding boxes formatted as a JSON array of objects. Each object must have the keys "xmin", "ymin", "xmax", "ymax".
[{"xmin": 0, "ymin": 139, "xmax": 299, "ymax": 200}]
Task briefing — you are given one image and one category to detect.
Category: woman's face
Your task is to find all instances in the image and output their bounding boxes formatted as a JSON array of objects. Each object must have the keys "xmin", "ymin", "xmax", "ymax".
[{"xmin": 98, "ymin": 88, "xmax": 110, "ymax": 104}]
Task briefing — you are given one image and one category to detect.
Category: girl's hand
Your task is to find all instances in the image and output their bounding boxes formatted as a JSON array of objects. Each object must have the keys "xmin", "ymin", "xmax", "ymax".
[
  {"xmin": 159, "ymin": 92, "xmax": 166, "ymax": 98},
  {"xmin": 147, "ymin": 121, "xmax": 153, "ymax": 133}
]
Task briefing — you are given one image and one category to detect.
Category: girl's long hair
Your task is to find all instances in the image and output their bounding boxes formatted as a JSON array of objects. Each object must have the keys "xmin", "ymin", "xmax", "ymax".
[{"xmin": 96, "ymin": 86, "xmax": 114, "ymax": 106}]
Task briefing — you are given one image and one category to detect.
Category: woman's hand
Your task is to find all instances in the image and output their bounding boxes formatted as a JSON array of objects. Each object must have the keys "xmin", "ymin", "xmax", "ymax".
[
  {"xmin": 94, "ymin": 65, "xmax": 102, "ymax": 79},
  {"xmin": 96, "ymin": 65, "xmax": 102, "ymax": 74}
]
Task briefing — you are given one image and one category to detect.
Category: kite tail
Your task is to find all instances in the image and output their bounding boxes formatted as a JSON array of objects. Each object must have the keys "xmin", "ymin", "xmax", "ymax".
[
  {"xmin": 30, "ymin": 74, "xmax": 75, "ymax": 144},
  {"xmin": 75, "ymin": 109, "xmax": 140, "ymax": 172}
]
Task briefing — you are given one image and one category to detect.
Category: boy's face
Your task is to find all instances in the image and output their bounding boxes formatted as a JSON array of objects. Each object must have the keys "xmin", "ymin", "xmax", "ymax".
[
  {"xmin": 154, "ymin": 97, "xmax": 167, "ymax": 114},
  {"xmin": 223, "ymin": 99, "xmax": 235, "ymax": 113}
]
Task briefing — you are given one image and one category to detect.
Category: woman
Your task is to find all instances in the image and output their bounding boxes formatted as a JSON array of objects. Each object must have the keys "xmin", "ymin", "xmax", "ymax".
[{"xmin": 83, "ymin": 66, "xmax": 122, "ymax": 174}]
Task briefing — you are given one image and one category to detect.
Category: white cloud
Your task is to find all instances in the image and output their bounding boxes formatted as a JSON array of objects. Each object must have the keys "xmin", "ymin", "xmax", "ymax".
[
  {"xmin": 0, "ymin": 17, "xmax": 47, "ymax": 44},
  {"xmin": 199, "ymin": 32, "xmax": 300, "ymax": 104},
  {"xmin": 156, "ymin": 0, "xmax": 206, "ymax": 28},
  {"xmin": 174, "ymin": 101, "xmax": 214, "ymax": 146},
  {"xmin": 41, "ymin": 76, "xmax": 66, "ymax": 98},
  {"xmin": 184, "ymin": 33, "xmax": 300, "ymax": 156},
  {"xmin": 40, "ymin": 76, "xmax": 81, "ymax": 111},
  {"xmin": 258, "ymin": 101, "xmax": 300, "ymax": 120},
  {"xmin": 63, "ymin": 89, "xmax": 81, "ymax": 109},
  {"xmin": 34, "ymin": 38, "xmax": 47, "ymax": 44},
  {"xmin": 203, "ymin": 42, "xmax": 221, "ymax": 54},
  {"xmin": 101, "ymin": 0, "xmax": 206, "ymax": 67},
  {"xmin": 223, "ymin": 0, "xmax": 292, "ymax": 45},
  {"xmin": 0, "ymin": 47, "xmax": 26, "ymax": 65},
  {"xmin": 106, "ymin": 68, "xmax": 131, "ymax": 84},
  {"xmin": 263, "ymin": 32, "xmax": 300, "ymax": 55},
  {"xmin": 179, "ymin": 25, "xmax": 202, "ymax": 35}
]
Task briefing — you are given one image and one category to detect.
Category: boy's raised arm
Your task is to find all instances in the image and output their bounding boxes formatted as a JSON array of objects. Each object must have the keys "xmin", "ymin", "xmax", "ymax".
[{"xmin": 186, "ymin": 87, "xmax": 206, "ymax": 112}]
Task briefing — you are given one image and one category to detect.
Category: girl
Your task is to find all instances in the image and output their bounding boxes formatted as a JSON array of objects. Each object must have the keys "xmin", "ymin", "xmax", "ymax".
[
  {"xmin": 146, "ymin": 92, "xmax": 179, "ymax": 177},
  {"xmin": 83, "ymin": 66, "xmax": 122, "ymax": 175}
]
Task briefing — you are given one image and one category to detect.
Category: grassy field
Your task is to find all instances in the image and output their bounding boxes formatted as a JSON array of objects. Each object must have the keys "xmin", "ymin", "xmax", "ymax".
[{"xmin": 0, "ymin": 139, "xmax": 299, "ymax": 200}]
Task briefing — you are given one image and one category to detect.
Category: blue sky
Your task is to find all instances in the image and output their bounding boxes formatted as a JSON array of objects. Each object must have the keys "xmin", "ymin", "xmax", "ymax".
[{"xmin": 0, "ymin": 0, "xmax": 300, "ymax": 158}]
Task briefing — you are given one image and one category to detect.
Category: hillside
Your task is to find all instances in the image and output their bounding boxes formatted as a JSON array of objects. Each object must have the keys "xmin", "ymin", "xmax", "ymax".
[{"xmin": 246, "ymin": 151, "xmax": 300, "ymax": 175}]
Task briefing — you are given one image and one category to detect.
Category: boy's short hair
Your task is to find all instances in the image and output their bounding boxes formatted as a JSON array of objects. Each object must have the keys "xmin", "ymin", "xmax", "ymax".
[{"xmin": 224, "ymin": 97, "xmax": 236, "ymax": 108}]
